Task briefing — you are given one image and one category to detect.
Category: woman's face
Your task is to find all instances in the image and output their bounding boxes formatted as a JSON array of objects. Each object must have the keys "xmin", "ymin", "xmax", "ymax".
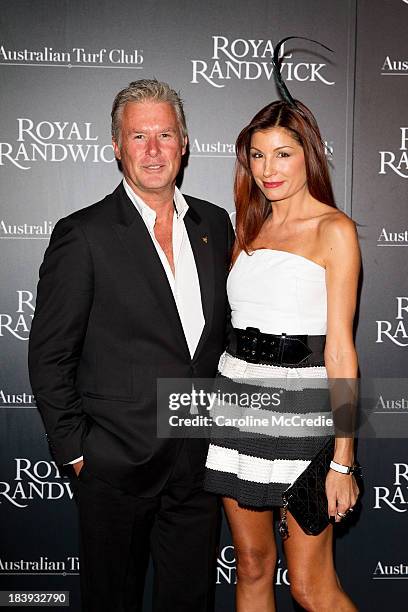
[{"xmin": 249, "ymin": 127, "xmax": 307, "ymax": 202}]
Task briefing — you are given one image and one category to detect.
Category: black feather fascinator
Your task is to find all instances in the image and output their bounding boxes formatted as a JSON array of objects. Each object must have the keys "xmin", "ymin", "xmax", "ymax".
[{"xmin": 272, "ymin": 36, "xmax": 333, "ymax": 107}]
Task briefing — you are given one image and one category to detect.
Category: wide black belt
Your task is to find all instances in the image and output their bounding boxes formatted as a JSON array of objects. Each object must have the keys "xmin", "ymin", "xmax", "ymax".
[{"xmin": 228, "ymin": 327, "xmax": 326, "ymax": 367}]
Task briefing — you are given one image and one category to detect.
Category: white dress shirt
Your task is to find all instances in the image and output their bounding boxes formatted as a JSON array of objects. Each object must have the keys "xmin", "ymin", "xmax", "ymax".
[
  {"xmin": 123, "ymin": 178, "xmax": 205, "ymax": 356},
  {"xmin": 69, "ymin": 179, "xmax": 205, "ymax": 464}
]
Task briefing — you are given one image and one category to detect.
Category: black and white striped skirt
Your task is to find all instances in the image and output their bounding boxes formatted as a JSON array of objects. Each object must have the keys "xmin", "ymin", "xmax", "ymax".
[{"xmin": 204, "ymin": 351, "xmax": 334, "ymax": 508}]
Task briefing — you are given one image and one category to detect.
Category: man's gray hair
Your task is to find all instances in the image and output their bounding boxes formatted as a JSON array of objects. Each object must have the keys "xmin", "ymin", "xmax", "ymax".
[{"xmin": 111, "ymin": 79, "xmax": 188, "ymax": 146}]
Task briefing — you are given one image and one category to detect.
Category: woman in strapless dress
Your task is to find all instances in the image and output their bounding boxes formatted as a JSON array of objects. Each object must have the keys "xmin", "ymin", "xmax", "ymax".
[{"xmin": 204, "ymin": 99, "xmax": 360, "ymax": 611}]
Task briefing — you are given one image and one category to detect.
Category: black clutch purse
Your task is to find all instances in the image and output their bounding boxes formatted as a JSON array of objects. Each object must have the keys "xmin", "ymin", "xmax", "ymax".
[{"xmin": 279, "ymin": 437, "xmax": 336, "ymax": 537}]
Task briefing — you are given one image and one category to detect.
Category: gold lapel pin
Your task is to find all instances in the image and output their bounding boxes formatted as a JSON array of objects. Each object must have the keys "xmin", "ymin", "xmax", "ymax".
[{"xmin": 202, "ymin": 235, "xmax": 208, "ymax": 244}]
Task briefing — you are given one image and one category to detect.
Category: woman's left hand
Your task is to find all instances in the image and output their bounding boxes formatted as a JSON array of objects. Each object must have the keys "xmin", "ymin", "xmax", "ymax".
[{"xmin": 325, "ymin": 469, "xmax": 359, "ymax": 523}]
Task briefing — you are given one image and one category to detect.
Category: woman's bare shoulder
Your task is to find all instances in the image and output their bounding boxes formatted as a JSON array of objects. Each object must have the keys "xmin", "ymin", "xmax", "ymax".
[
  {"xmin": 316, "ymin": 209, "xmax": 360, "ymax": 269},
  {"xmin": 319, "ymin": 208, "xmax": 357, "ymax": 241}
]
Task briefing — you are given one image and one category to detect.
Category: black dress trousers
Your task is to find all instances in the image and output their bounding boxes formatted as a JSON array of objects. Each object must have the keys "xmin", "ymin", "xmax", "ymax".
[{"xmin": 71, "ymin": 440, "xmax": 220, "ymax": 612}]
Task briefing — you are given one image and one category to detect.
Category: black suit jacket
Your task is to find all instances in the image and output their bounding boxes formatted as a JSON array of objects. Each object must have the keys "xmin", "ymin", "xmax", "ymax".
[{"xmin": 28, "ymin": 182, "xmax": 234, "ymax": 495}]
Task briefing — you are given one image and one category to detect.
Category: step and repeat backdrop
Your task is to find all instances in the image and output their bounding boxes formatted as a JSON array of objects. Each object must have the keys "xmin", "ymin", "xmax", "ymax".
[{"xmin": 0, "ymin": 0, "xmax": 407, "ymax": 610}]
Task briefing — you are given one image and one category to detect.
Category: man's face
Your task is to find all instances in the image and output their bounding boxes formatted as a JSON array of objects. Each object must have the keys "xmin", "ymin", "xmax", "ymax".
[{"xmin": 113, "ymin": 101, "xmax": 187, "ymax": 199}]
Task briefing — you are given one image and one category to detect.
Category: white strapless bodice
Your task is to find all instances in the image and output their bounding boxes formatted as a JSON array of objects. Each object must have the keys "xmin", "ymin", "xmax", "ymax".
[{"xmin": 228, "ymin": 250, "xmax": 327, "ymax": 335}]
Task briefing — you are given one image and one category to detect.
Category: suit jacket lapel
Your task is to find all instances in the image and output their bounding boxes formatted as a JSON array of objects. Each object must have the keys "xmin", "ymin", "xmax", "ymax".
[
  {"xmin": 112, "ymin": 184, "xmax": 191, "ymax": 360},
  {"xmin": 184, "ymin": 198, "xmax": 215, "ymax": 360}
]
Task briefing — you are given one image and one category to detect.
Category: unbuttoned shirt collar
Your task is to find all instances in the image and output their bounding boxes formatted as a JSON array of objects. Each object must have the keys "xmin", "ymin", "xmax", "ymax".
[
  {"xmin": 122, "ymin": 178, "xmax": 188, "ymax": 228},
  {"xmin": 122, "ymin": 176, "xmax": 205, "ymax": 363}
]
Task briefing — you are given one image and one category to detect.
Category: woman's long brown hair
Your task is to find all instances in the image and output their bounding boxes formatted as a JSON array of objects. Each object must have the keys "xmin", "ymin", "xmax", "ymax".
[{"xmin": 232, "ymin": 100, "xmax": 336, "ymax": 263}]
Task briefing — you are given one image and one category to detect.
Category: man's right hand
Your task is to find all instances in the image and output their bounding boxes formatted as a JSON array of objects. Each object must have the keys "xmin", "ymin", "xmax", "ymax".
[{"xmin": 73, "ymin": 460, "xmax": 84, "ymax": 477}]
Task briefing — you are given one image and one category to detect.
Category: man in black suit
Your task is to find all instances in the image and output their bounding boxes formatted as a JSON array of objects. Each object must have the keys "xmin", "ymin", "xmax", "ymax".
[{"xmin": 28, "ymin": 79, "xmax": 234, "ymax": 612}]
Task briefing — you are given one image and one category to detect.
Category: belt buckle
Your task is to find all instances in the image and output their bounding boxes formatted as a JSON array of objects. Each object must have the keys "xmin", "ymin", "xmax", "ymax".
[{"xmin": 239, "ymin": 327, "xmax": 261, "ymax": 363}]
